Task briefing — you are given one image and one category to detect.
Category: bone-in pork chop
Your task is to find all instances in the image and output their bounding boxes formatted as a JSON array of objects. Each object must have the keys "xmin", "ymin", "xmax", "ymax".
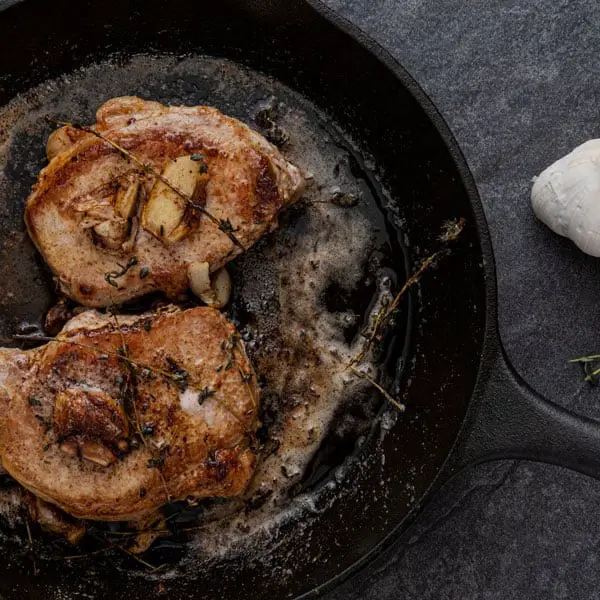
[
  {"xmin": 25, "ymin": 97, "xmax": 305, "ymax": 307},
  {"xmin": 1, "ymin": 307, "xmax": 259, "ymax": 521}
]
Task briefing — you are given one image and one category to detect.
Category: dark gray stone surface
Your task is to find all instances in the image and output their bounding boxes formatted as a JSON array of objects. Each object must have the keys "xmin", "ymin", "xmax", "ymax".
[
  {"xmin": 329, "ymin": 462, "xmax": 600, "ymax": 600},
  {"xmin": 320, "ymin": 1, "xmax": 600, "ymax": 599}
]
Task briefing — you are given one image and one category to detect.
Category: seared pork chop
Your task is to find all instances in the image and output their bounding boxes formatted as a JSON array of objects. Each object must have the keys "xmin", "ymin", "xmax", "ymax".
[
  {"xmin": 1, "ymin": 307, "xmax": 259, "ymax": 521},
  {"xmin": 26, "ymin": 97, "xmax": 305, "ymax": 307}
]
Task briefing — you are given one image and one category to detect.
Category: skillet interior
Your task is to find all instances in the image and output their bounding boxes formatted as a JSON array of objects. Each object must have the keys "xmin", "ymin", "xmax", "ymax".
[{"xmin": 0, "ymin": 0, "xmax": 488, "ymax": 598}]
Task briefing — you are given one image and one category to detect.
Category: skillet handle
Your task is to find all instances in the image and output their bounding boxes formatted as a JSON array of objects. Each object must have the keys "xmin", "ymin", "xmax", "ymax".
[{"xmin": 443, "ymin": 341, "xmax": 600, "ymax": 480}]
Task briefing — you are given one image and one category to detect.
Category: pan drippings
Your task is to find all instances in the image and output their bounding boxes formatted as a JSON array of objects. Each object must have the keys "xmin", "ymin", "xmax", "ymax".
[{"xmin": 0, "ymin": 55, "xmax": 409, "ymax": 575}]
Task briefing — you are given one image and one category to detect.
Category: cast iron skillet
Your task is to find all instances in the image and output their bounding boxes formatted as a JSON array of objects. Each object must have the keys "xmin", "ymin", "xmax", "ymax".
[{"xmin": 0, "ymin": 0, "xmax": 599, "ymax": 599}]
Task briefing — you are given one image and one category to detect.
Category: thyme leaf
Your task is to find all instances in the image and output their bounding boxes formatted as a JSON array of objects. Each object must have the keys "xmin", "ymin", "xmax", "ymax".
[
  {"xmin": 104, "ymin": 256, "xmax": 138, "ymax": 289},
  {"xmin": 198, "ymin": 387, "xmax": 216, "ymax": 405},
  {"xmin": 141, "ymin": 423, "xmax": 155, "ymax": 436},
  {"xmin": 165, "ymin": 357, "xmax": 188, "ymax": 391},
  {"xmin": 218, "ymin": 218, "xmax": 237, "ymax": 234}
]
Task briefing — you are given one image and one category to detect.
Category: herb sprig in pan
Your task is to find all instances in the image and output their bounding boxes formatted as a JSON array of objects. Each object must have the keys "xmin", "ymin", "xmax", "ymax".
[
  {"xmin": 346, "ymin": 217, "xmax": 466, "ymax": 410},
  {"xmin": 48, "ymin": 119, "xmax": 245, "ymax": 251}
]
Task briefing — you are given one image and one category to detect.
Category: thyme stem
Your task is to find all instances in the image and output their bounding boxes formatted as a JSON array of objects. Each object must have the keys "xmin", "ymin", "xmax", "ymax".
[
  {"xmin": 13, "ymin": 334, "xmax": 179, "ymax": 383},
  {"xmin": 569, "ymin": 355, "xmax": 600, "ymax": 363},
  {"xmin": 25, "ymin": 518, "xmax": 38, "ymax": 576},
  {"xmin": 347, "ymin": 218, "xmax": 466, "ymax": 411},
  {"xmin": 51, "ymin": 119, "xmax": 245, "ymax": 251},
  {"xmin": 569, "ymin": 354, "xmax": 600, "ymax": 383},
  {"xmin": 60, "ymin": 546, "xmax": 112, "ymax": 561},
  {"xmin": 350, "ymin": 366, "xmax": 406, "ymax": 413},
  {"xmin": 14, "ymin": 331, "xmax": 250, "ymax": 439}
]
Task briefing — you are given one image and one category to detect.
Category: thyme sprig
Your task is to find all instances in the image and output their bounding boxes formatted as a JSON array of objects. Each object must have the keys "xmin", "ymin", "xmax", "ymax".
[
  {"xmin": 50, "ymin": 119, "xmax": 245, "ymax": 251},
  {"xmin": 109, "ymin": 312, "xmax": 145, "ymax": 445},
  {"xmin": 347, "ymin": 218, "xmax": 466, "ymax": 410},
  {"xmin": 25, "ymin": 518, "xmax": 38, "ymax": 576},
  {"xmin": 107, "ymin": 312, "xmax": 175, "ymax": 501},
  {"xmin": 350, "ymin": 366, "xmax": 406, "ymax": 412},
  {"xmin": 13, "ymin": 334, "xmax": 180, "ymax": 383},
  {"xmin": 61, "ymin": 532, "xmax": 165, "ymax": 572},
  {"xmin": 15, "ymin": 330, "xmax": 250, "ymax": 430},
  {"xmin": 569, "ymin": 354, "xmax": 600, "ymax": 383}
]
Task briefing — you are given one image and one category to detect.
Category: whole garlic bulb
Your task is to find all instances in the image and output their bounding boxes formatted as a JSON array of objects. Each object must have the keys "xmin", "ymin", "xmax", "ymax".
[{"xmin": 531, "ymin": 139, "xmax": 600, "ymax": 256}]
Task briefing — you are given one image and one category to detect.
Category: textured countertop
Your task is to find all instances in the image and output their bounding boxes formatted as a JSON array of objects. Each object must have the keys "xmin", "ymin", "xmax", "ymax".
[{"xmin": 321, "ymin": 1, "xmax": 600, "ymax": 599}]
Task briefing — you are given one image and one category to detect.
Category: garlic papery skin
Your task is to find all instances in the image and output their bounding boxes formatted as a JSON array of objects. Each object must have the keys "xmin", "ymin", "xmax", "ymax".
[{"xmin": 532, "ymin": 139, "xmax": 600, "ymax": 257}]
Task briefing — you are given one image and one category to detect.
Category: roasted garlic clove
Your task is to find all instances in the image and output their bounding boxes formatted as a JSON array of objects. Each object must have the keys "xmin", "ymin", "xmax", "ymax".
[
  {"xmin": 92, "ymin": 218, "xmax": 130, "ymax": 250},
  {"xmin": 141, "ymin": 156, "xmax": 208, "ymax": 244},
  {"xmin": 188, "ymin": 262, "xmax": 231, "ymax": 308},
  {"xmin": 128, "ymin": 513, "xmax": 166, "ymax": 554},
  {"xmin": 121, "ymin": 216, "xmax": 139, "ymax": 253},
  {"xmin": 80, "ymin": 440, "xmax": 116, "ymax": 467},
  {"xmin": 44, "ymin": 296, "xmax": 73, "ymax": 336},
  {"xmin": 129, "ymin": 529, "xmax": 163, "ymax": 554},
  {"xmin": 59, "ymin": 440, "xmax": 79, "ymax": 458},
  {"xmin": 188, "ymin": 261, "xmax": 211, "ymax": 297},
  {"xmin": 210, "ymin": 268, "xmax": 232, "ymax": 308},
  {"xmin": 46, "ymin": 126, "xmax": 79, "ymax": 161},
  {"xmin": 115, "ymin": 180, "xmax": 141, "ymax": 219},
  {"xmin": 88, "ymin": 181, "xmax": 139, "ymax": 250}
]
